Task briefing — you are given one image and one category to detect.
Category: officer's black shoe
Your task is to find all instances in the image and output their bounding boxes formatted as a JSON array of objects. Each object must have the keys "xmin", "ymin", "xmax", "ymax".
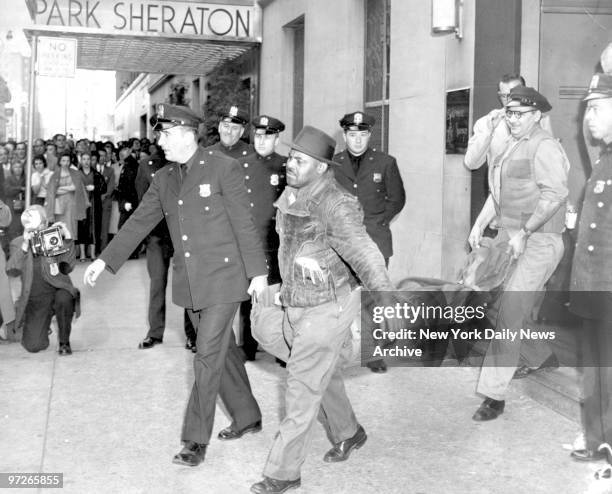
[
  {"xmin": 570, "ymin": 449, "xmax": 608, "ymax": 462},
  {"xmin": 244, "ymin": 350, "xmax": 257, "ymax": 361},
  {"xmin": 472, "ymin": 398, "xmax": 505, "ymax": 421},
  {"xmin": 58, "ymin": 343, "xmax": 72, "ymax": 356},
  {"xmin": 276, "ymin": 357, "xmax": 287, "ymax": 368},
  {"xmin": 250, "ymin": 477, "xmax": 301, "ymax": 494},
  {"xmin": 217, "ymin": 420, "xmax": 262, "ymax": 440},
  {"xmin": 138, "ymin": 337, "xmax": 162, "ymax": 349},
  {"xmin": 172, "ymin": 441, "xmax": 207, "ymax": 467},
  {"xmin": 366, "ymin": 359, "xmax": 387, "ymax": 373},
  {"xmin": 185, "ymin": 338, "xmax": 197, "ymax": 353},
  {"xmin": 323, "ymin": 425, "xmax": 367, "ymax": 462}
]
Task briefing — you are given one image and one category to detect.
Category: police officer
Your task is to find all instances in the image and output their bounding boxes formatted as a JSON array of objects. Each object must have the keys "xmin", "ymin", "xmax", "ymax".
[
  {"xmin": 134, "ymin": 143, "xmax": 197, "ymax": 351},
  {"xmin": 205, "ymin": 105, "xmax": 252, "ymax": 159},
  {"xmin": 569, "ymin": 73, "xmax": 612, "ymax": 465},
  {"xmin": 84, "ymin": 104, "xmax": 268, "ymax": 467},
  {"xmin": 333, "ymin": 111, "xmax": 406, "ymax": 373},
  {"xmin": 238, "ymin": 115, "xmax": 286, "ymax": 360}
]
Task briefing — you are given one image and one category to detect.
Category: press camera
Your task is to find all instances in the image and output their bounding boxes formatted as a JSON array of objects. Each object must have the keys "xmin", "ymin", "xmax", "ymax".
[{"xmin": 30, "ymin": 226, "xmax": 69, "ymax": 257}]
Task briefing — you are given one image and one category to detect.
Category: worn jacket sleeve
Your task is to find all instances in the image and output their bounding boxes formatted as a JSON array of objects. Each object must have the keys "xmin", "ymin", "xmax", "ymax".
[
  {"xmin": 135, "ymin": 161, "xmax": 150, "ymax": 203},
  {"xmin": 327, "ymin": 197, "xmax": 395, "ymax": 291},
  {"xmin": 383, "ymin": 157, "xmax": 406, "ymax": 224},
  {"xmin": 220, "ymin": 159, "xmax": 268, "ymax": 279},
  {"xmin": 57, "ymin": 239, "xmax": 77, "ymax": 275},
  {"xmin": 534, "ymin": 139, "xmax": 569, "ymax": 204},
  {"xmin": 99, "ymin": 178, "xmax": 164, "ymax": 273}
]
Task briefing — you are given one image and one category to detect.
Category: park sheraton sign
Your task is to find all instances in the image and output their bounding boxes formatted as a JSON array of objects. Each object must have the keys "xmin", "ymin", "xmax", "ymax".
[{"xmin": 30, "ymin": 0, "xmax": 256, "ymax": 39}]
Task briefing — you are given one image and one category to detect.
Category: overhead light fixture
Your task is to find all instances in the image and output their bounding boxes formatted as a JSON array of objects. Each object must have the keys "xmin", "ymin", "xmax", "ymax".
[{"xmin": 432, "ymin": 0, "xmax": 463, "ymax": 40}]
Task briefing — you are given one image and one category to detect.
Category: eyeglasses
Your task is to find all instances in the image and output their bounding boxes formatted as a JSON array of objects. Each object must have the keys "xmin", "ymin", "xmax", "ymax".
[{"xmin": 505, "ymin": 109, "xmax": 537, "ymax": 119}]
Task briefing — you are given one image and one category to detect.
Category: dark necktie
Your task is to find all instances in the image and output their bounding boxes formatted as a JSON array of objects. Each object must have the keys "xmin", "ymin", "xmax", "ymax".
[
  {"xmin": 350, "ymin": 154, "xmax": 362, "ymax": 175},
  {"xmin": 180, "ymin": 163, "xmax": 188, "ymax": 181}
]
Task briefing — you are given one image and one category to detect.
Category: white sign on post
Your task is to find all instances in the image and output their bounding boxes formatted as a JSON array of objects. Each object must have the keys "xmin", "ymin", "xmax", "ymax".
[{"xmin": 37, "ymin": 37, "xmax": 77, "ymax": 78}]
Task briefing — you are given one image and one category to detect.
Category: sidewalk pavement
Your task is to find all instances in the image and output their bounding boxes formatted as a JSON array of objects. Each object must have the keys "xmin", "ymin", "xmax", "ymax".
[{"xmin": 0, "ymin": 259, "xmax": 608, "ymax": 494}]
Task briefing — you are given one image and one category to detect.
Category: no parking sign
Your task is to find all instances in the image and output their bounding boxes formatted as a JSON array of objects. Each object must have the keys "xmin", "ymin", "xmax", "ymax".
[{"xmin": 37, "ymin": 36, "xmax": 77, "ymax": 77}]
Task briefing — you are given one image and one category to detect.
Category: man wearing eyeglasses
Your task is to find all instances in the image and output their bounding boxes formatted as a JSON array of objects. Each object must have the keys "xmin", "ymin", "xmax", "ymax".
[
  {"xmin": 464, "ymin": 73, "xmax": 553, "ymax": 170},
  {"xmin": 469, "ymin": 86, "xmax": 569, "ymax": 421}
]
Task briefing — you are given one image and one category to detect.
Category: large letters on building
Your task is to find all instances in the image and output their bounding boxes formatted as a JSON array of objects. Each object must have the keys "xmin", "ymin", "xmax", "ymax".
[{"xmin": 33, "ymin": 0, "xmax": 253, "ymax": 38}]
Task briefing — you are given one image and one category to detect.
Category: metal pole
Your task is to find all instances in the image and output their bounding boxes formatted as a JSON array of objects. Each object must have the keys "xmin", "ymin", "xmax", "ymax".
[{"xmin": 25, "ymin": 35, "xmax": 37, "ymax": 209}]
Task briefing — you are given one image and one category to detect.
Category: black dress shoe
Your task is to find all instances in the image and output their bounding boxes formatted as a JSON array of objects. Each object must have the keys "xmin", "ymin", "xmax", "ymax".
[
  {"xmin": 571, "ymin": 449, "xmax": 608, "ymax": 462},
  {"xmin": 323, "ymin": 424, "xmax": 367, "ymax": 462},
  {"xmin": 250, "ymin": 477, "xmax": 301, "ymax": 494},
  {"xmin": 58, "ymin": 343, "xmax": 72, "ymax": 356},
  {"xmin": 138, "ymin": 337, "xmax": 162, "ymax": 349},
  {"xmin": 513, "ymin": 354, "xmax": 559, "ymax": 379},
  {"xmin": 217, "ymin": 420, "xmax": 262, "ymax": 440},
  {"xmin": 366, "ymin": 359, "xmax": 387, "ymax": 373},
  {"xmin": 276, "ymin": 357, "xmax": 287, "ymax": 368},
  {"xmin": 172, "ymin": 441, "xmax": 207, "ymax": 466},
  {"xmin": 472, "ymin": 398, "xmax": 505, "ymax": 421},
  {"xmin": 185, "ymin": 338, "xmax": 197, "ymax": 353}
]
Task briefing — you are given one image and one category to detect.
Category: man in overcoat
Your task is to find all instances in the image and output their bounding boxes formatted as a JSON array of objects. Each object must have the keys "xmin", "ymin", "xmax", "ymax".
[{"xmin": 84, "ymin": 104, "xmax": 268, "ymax": 467}]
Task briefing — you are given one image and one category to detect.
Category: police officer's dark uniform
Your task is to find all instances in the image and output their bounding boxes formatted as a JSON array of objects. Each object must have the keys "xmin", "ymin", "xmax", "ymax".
[
  {"xmin": 333, "ymin": 112, "xmax": 406, "ymax": 264},
  {"xmin": 570, "ymin": 73, "xmax": 612, "ymax": 464},
  {"xmin": 238, "ymin": 115, "xmax": 286, "ymax": 360},
  {"xmin": 134, "ymin": 146, "xmax": 197, "ymax": 350},
  {"xmin": 333, "ymin": 111, "xmax": 406, "ymax": 374},
  {"xmin": 204, "ymin": 105, "xmax": 252, "ymax": 159},
  {"xmin": 97, "ymin": 104, "xmax": 267, "ymax": 467}
]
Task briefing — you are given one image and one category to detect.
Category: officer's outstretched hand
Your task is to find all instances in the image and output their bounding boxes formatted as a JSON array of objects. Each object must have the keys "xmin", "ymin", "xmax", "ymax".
[
  {"xmin": 84, "ymin": 259, "xmax": 106, "ymax": 287},
  {"xmin": 248, "ymin": 275, "xmax": 268, "ymax": 302}
]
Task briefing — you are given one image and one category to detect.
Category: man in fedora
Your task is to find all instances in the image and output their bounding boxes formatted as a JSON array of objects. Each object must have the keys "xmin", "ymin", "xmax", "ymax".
[
  {"xmin": 250, "ymin": 126, "xmax": 396, "ymax": 494},
  {"xmin": 206, "ymin": 104, "xmax": 252, "ymax": 159},
  {"xmin": 84, "ymin": 103, "xmax": 268, "ymax": 467},
  {"xmin": 469, "ymin": 86, "xmax": 569, "ymax": 421},
  {"xmin": 333, "ymin": 110, "xmax": 406, "ymax": 374}
]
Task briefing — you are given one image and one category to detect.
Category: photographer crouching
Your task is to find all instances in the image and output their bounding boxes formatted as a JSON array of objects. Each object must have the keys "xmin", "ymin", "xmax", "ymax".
[{"xmin": 7, "ymin": 205, "xmax": 80, "ymax": 354}]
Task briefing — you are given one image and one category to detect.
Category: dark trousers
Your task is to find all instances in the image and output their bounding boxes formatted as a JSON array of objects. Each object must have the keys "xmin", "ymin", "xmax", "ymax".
[
  {"xmin": 145, "ymin": 235, "xmax": 172, "ymax": 340},
  {"xmin": 182, "ymin": 302, "xmax": 261, "ymax": 444},
  {"xmin": 581, "ymin": 318, "xmax": 612, "ymax": 451},
  {"xmin": 22, "ymin": 289, "xmax": 74, "ymax": 353},
  {"xmin": 99, "ymin": 200, "xmax": 112, "ymax": 253},
  {"xmin": 143, "ymin": 235, "xmax": 196, "ymax": 342}
]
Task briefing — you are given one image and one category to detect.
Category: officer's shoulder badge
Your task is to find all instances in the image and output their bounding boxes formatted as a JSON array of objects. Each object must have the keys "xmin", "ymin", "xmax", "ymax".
[{"xmin": 199, "ymin": 184, "xmax": 211, "ymax": 197}]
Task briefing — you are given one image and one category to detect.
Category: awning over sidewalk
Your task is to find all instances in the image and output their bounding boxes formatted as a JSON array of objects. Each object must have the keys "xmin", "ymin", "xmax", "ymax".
[{"xmin": 23, "ymin": 0, "xmax": 261, "ymax": 75}]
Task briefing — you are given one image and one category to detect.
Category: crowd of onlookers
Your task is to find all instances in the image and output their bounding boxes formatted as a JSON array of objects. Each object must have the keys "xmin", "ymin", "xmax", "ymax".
[{"xmin": 0, "ymin": 134, "xmax": 157, "ymax": 260}]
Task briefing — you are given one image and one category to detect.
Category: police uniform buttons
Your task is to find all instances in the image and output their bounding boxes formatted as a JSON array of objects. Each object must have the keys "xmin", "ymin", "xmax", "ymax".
[
  {"xmin": 182, "ymin": 235, "xmax": 188, "ymax": 241},
  {"xmin": 587, "ymin": 245, "xmax": 594, "ymax": 252},
  {"xmin": 250, "ymin": 203, "xmax": 254, "ymax": 207},
  {"xmin": 244, "ymin": 163, "xmax": 249, "ymax": 168},
  {"xmin": 608, "ymin": 180, "xmax": 612, "ymax": 185},
  {"xmin": 590, "ymin": 223, "xmax": 597, "ymax": 229},
  {"xmin": 353, "ymin": 184, "xmax": 357, "ymax": 188},
  {"xmin": 209, "ymin": 151, "xmax": 213, "ymax": 154},
  {"xmin": 169, "ymin": 167, "xmax": 174, "ymax": 171},
  {"xmin": 247, "ymin": 189, "xmax": 252, "ymax": 193},
  {"xmin": 148, "ymin": 161, "xmax": 153, "ymax": 165},
  {"xmin": 242, "ymin": 151, "xmax": 247, "ymax": 155},
  {"xmin": 178, "ymin": 200, "xmax": 183, "ymax": 205},
  {"xmin": 200, "ymin": 160, "xmax": 204, "ymax": 165},
  {"xmin": 224, "ymin": 257, "xmax": 229, "ymax": 262},
  {"xmin": 598, "ymin": 202, "xmax": 604, "ymax": 208},
  {"xmin": 369, "ymin": 157, "xmax": 373, "ymax": 161},
  {"xmin": 164, "ymin": 212, "xmax": 168, "ymax": 216},
  {"xmin": 185, "ymin": 252, "xmax": 191, "ymax": 258},
  {"xmin": 151, "ymin": 173, "xmax": 155, "ymax": 178},
  {"xmin": 245, "ymin": 175, "xmax": 250, "ymax": 180},
  {"xmin": 205, "ymin": 206, "xmax": 210, "ymax": 211}
]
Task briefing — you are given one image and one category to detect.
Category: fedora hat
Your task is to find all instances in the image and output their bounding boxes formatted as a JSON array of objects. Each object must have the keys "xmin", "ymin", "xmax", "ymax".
[{"xmin": 290, "ymin": 125, "xmax": 339, "ymax": 166}]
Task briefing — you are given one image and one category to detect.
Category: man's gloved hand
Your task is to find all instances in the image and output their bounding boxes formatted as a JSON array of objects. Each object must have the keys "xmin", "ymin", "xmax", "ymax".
[
  {"xmin": 124, "ymin": 202, "xmax": 132, "ymax": 212},
  {"xmin": 84, "ymin": 259, "xmax": 106, "ymax": 287}
]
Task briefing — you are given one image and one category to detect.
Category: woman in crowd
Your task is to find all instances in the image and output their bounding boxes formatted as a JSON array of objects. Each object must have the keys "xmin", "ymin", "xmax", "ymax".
[
  {"xmin": 77, "ymin": 151, "xmax": 106, "ymax": 261},
  {"xmin": 46, "ymin": 152, "xmax": 88, "ymax": 238},
  {"xmin": 31, "ymin": 154, "xmax": 53, "ymax": 206}
]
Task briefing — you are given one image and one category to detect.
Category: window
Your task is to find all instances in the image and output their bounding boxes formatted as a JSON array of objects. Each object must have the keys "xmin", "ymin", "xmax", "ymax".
[{"xmin": 364, "ymin": 0, "xmax": 390, "ymax": 152}]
